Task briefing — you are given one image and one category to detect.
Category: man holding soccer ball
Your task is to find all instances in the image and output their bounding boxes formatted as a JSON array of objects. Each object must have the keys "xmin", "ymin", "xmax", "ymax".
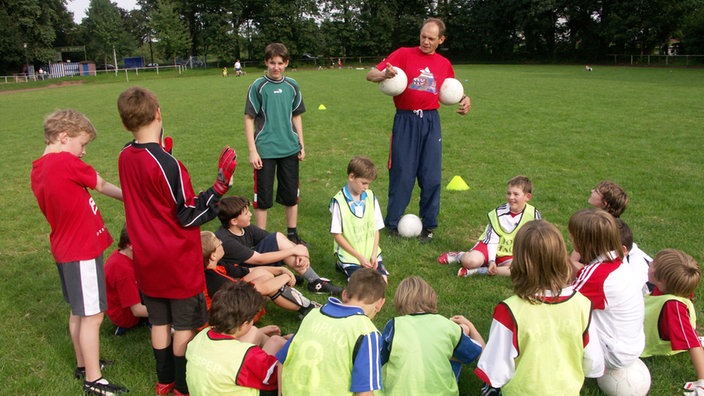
[{"xmin": 366, "ymin": 17, "xmax": 471, "ymax": 243}]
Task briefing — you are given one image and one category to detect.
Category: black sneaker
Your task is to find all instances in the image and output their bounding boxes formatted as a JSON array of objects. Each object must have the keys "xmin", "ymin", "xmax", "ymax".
[
  {"xmin": 387, "ymin": 228, "xmax": 400, "ymax": 238},
  {"xmin": 74, "ymin": 360, "xmax": 114, "ymax": 379},
  {"xmin": 83, "ymin": 377, "xmax": 128, "ymax": 395},
  {"xmin": 287, "ymin": 233, "xmax": 311, "ymax": 248},
  {"xmin": 418, "ymin": 228, "xmax": 434, "ymax": 244},
  {"xmin": 298, "ymin": 300, "xmax": 322, "ymax": 319},
  {"xmin": 308, "ymin": 278, "xmax": 343, "ymax": 296}
]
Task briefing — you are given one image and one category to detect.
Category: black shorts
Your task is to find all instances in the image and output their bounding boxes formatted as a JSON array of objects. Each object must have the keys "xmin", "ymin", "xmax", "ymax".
[
  {"xmin": 253, "ymin": 154, "xmax": 299, "ymax": 209},
  {"xmin": 143, "ymin": 293, "xmax": 207, "ymax": 331},
  {"xmin": 56, "ymin": 256, "xmax": 108, "ymax": 316}
]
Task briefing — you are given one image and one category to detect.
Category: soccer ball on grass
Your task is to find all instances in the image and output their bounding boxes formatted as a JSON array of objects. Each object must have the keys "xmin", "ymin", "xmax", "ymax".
[
  {"xmin": 397, "ymin": 214, "xmax": 423, "ymax": 238},
  {"xmin": 597, "ymin": 359, "xmax": 651, "ymax": 396},
  {"xmin": 379, "ymin": 67, "xmax": 407, "ymax": 96}
]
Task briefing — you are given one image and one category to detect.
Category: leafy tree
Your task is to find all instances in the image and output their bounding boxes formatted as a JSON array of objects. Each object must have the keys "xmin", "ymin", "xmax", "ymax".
[
  {"xmin": 81, "ymin": 0, "xmax": 136, "ymax": 65},
  {"xmin": 0, "ymin": 0, "xmax": 76, "ymax": 74},
  {"xmin": 150, "ymin": 0, "xmax": 191, "ymax": 62}
]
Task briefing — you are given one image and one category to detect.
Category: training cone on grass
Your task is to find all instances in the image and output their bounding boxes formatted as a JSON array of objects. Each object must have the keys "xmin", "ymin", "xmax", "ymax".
[
  {"xmin": 446, "ymin": 175, "xmax": 470, "ymax": 191},
  {"xmin": 318, "ymin": 104, "xmax": 327, "ymax": 110}
]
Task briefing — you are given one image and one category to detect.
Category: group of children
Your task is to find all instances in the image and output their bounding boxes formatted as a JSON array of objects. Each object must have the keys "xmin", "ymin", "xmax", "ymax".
[{"xmin": 30, "ymin": 39, "xmax": 703, "ymax": 396}]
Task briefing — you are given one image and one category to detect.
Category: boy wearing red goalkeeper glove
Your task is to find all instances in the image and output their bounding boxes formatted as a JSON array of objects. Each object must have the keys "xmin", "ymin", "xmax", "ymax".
[{"xmin": 117, "ymin": 87, "xmax": 237, "ymax": 396}]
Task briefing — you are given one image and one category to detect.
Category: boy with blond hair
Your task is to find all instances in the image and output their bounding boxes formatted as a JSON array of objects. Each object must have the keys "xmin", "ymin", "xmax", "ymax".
[
  {"xmin": 330, "ymin": 156, "xmax": 388, "ymax": 281},
  {"xmin": 277, "ymin": 268, "xmax": 387, "ymax": 395},
  {"xmin": 31, "ymin": 109, "xmax": 126, "ymax": 395},
  {"xmin": 438, "ymin": 175, "xmax": 541, "ymax": 277},
  {"xmin": 641, "ymin": 249, "xmax": 704, "ymax": 394},
  {"xmin": 117, "ymin": 86, "xmax": 237, "ymax": 395}
]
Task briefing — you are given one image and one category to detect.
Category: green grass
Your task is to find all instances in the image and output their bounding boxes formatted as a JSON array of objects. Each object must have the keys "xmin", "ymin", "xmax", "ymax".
[{"xmin": 1, "ymin": 64, "xmax": 703, "ymax": 395}]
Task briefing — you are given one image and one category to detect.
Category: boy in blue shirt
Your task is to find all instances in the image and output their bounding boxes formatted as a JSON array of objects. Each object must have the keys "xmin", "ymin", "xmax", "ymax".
[
  {"xmin": 330, "ymin": 156, "xmax": 389, "ymax": 281},
  {"xmin": 277, "ymin": 268, "xmax": 387, "ymax": 395}
]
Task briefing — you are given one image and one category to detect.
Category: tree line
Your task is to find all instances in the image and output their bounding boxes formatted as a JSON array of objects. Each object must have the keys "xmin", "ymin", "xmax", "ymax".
[{"xmin": 2, "ymin": 0, "xmax": 703, "ymax": 74}]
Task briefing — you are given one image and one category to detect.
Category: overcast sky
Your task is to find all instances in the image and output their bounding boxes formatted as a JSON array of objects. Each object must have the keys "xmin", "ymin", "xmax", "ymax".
[{"xmin": 66, "ymin": 0, "xmax": 139, "ymax": 23}]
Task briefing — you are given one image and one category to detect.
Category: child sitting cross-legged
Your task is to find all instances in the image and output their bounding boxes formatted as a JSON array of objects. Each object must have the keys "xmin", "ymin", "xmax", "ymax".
[
  {"xmin": 201, "ymin": 231, "xmax": 319, "ymax": 318},
  {"xmin": 380, "ymin": 276, "xmax": 484, "ymax": 395}
]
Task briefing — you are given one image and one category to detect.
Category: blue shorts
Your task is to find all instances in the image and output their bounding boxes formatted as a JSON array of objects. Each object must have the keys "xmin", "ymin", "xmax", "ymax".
[
  {"xmin": 240, "ymin": 233, "xmax": 284, "ymax": 268},
  {"xmin": 336, "ymin": 255, "xmax": 389, "ymax": 279}
]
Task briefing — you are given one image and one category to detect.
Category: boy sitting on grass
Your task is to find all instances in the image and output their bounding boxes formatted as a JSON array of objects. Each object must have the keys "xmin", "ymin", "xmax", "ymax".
[
  {"xmin": 438, "ymin": 175, "xmax": 541, "ymax": 277},
  {"xmin": 277, "ymin": 268, "xmax": 387, "ymax": 395},
  {"xmin": 641, "ymin": 249, "xmax": 704, "ymax": 395},
  {"xmin": 186, "ymin": 281, "xmax": 287, "ymax": 395}
]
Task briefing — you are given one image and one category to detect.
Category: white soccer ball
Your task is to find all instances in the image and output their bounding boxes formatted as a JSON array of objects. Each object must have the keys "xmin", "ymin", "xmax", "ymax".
[
  {"xmin": 397, "ymin": 214, "xmax": 423, "ymax": 238},
  {"xmin": 597, "ymin": 359, "xmax": 651, "ymax": 396},
  {"xmin": 439, "ymin": 77, "xmax": 464, "ymax": 105},
  {"xmin": 379, "ymin": 67, "xmax": 407, "ymax": 96}
]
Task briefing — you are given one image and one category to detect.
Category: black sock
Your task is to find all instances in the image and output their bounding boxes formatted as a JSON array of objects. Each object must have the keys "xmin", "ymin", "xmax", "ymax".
[
  {"xmin": 287, "ymin": 227, "xmax": 297, "ymax": 237},
  {"xmin": 152, "ymin": 344, "xmax": 175, "ymax": 384},
  {"xmin": 174, "ymin": 355, "xmax": 188, "ymax": 394}
]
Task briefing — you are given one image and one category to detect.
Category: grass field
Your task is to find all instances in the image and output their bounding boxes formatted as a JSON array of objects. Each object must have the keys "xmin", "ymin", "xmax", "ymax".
[{"xmin": 1, "ymin": 64, "xmax": 703, "ymax": 395}]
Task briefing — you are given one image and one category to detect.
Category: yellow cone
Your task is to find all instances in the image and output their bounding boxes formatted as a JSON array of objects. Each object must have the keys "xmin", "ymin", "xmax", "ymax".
[
  {"xmin": 446, "ymin": 175, "xmax": 470, "ymax": 191},
  {"xmin": 318, "ymin": 104, "xmax": 327, "ymax": 110}
]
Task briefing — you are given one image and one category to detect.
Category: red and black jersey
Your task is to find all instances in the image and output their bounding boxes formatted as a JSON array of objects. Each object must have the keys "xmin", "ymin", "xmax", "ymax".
[
  {"xmin": 31, "ymin": 152, "xmax": 112, "ymax": 262},
  {"xmin": 119, "ymin": 141, "xmax": 220, "ymax": 299}
]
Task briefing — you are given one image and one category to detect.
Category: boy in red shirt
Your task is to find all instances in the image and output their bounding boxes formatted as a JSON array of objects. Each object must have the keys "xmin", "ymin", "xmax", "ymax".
[
  {"xmin": 104, "ymin": 226, "xmax": 148, "ymax": 335},
  {"xmin": 31, "ymin": 109, "xmax": 126, "ymax": 395},
  {"xmin": 117, "ymin": 87, "xmax": 237, "ymax": 395},
  {"xmin": 642, "ymin": 249, "xmax": 704, "ymax": 394}
]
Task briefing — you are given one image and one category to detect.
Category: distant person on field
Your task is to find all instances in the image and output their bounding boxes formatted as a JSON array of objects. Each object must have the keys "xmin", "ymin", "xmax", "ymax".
[
  {"xmin": 476, "ymin": 220, "xmax": 604, "ymax": 396},
  {"xmin": 366, "ymin": 17, "xmax": 471, "ymax": 243},
  {"xmin": 570, "ymin": 209, "xmax": 645, "ymax": 373},
  {"xmin": 245, "ymin": 42, "xmax": 307, "ymax": 244},
  {"xmin": 277, "ymin": 268, "xmax": 387, "ymax": 395},
  {"xmin": 104, "ymin": 225, "xmax": 149, "ymax": 336},
  {"xmin": 234, "ymin": 59, "xmax": 242, "ymax": 76},
  {"xmin": 380, "ymin": 276, "xmax": 484, "ymax": 395},
  {"xmin": 117, "ymin": 86, "xmax": 237, "ymax": 395},
  {"xmin": 31, "ymin": 109, "xmax": 127, "ymax": 395},
  {"xmin": 186, "ymin": 281, "xmax": 287, "ymax": 395},
  {"xmin": 222, "ymin": 66, "xmax": 228, "ymax": 77},
  {"xmin": 215, "ymin": 196, "xmax": 343, "ymax": 296},
  {"xmin": 201, "ymin": 230, "xmax": 319, "ymax": 317},
  {"xmin": 641, "ymin": 249, "xmax": 704, "ymax": 394},
  {"xmin": 438, "ymin": 175, "xmax": 541, "ymax": 277},
  {"xmin": 330, "ymin": 156, "xmax": 389, "ymax": 281}
]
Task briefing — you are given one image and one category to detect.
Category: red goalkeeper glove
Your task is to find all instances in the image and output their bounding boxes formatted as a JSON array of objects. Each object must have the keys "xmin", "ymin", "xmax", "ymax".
[
  {"xmin": 162, "ymin": 136, "xmax": 173, "ymax": 154},
  {"xmin": 213, "ymin": 146, "xmax": 237, "ymax": 195}
]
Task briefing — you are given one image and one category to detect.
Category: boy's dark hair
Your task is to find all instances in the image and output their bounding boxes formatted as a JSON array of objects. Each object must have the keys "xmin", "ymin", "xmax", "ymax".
[
  {"xmin": 264, "ymin": 43, "xmax": 289, "ymax": 62},
  {"xmin": 118, "ymin": 225, "xmax": 130, "ymax": 250},
  {"xmin": 117, "ymin": 87, "xmax": 160, "ymax": 132},
  {"xmin": 346, "ymin": 268, "xmax": 386, "ymax": 304},
  {"xmin": 43, "ymin": 109, "xmax": 97, "ymax": 145},
  {"xmin": 615, "ymin": 218, "xmax": 634, "ymax": 252},
  {"xmin": 218, "ymin": 196, "xmax": 250, "ymax": 228},
  {"xmin": 652, "ymin": 249, "xmax": 700, "ymax": 297},
  {"xmin": 347, "ymin": 156, "xmax": 377, "ymax": 180},
  {"xmin": 423, "ymin": 17, "xmax": 446, "ymax": 37},
  {"xmin": 209, "ymin": 281, "xmax": 266, "ymax": 334},
  {"xmin": 595, "ymin": 180, "xmax": 629, "ymax": 217},
  {"xmin": 508, "ymin": 175, "xmax": 532, "ymax": 194}
]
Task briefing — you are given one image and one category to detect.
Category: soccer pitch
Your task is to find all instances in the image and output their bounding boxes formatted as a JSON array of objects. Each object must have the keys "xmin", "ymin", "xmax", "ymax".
[{"xmin": 1, "ymin": 64, "xmax": 703, "ymax": 394}]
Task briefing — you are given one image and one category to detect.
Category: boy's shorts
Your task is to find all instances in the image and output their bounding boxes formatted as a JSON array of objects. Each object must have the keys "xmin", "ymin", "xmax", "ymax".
[
  {"xmin": 253, "ymin": 154, "xmax": 299, "ymax": 209},
  {"xmin": 56, "ymin": 256, "xmax": 108, "ymax": 316},
  {"xmin": 143, "ymin": 293, "xmax": 207, "ymax": 331},
  {"xmin": 470, "ymin": 242, "xmax": 513, "ymax": 266},
  {"xmin": 240, "ymin": 232, "xmax": 284, "ymax": 268},
  {"xmin": 336, "ymin": 255, "xmax": 389, "ymax": 279}
]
